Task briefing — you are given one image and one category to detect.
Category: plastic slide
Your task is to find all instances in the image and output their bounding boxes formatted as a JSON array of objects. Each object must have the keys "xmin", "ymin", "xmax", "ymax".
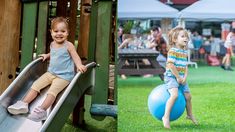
[{"xmin": 0, "ymin": 58, "xmax": 96, "ymax": 132}]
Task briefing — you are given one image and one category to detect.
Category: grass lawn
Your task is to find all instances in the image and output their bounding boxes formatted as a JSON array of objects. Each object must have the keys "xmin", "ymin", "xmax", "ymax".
[
  {"xmin": 61, "ymin": 95, "xmax": 117, "ymax": 132},
  {"xmin": 118, "ymin": 65, "xmax": 235, "ymax": 132}
]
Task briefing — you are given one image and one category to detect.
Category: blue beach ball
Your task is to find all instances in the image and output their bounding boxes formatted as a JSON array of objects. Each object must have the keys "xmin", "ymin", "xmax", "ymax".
[{"xmin": 148, "ymin": 84, "xmax": 186, "ymax": 121}]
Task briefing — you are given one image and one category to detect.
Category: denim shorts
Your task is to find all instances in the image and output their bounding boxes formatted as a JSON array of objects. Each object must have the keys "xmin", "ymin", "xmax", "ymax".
[{"xmin": 164, "ymin": 76, "xmax": 190, "ymax": 93}]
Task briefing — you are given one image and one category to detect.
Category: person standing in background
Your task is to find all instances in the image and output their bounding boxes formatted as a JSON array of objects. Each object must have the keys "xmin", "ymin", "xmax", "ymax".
[{"xmin": 221, "ymin": 28, "xmax": 235, "ymax": 71}]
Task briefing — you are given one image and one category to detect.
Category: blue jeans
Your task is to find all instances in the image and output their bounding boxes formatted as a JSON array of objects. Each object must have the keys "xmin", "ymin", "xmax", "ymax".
[{"xmin": 164, "ymin": 76, "xmax": 190, "ymax": 93}]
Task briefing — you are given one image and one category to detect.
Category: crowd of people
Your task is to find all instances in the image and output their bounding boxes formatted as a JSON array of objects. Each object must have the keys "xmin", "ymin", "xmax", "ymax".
[{"xmin": 118, "ymin": 24, "xmax": 235, "ymax": 80}]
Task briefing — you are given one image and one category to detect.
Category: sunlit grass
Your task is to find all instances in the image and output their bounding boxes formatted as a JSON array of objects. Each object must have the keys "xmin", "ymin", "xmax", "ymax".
[{"xmin": 118, "ymin": 66, "xmax": 235, "ymax": 132}]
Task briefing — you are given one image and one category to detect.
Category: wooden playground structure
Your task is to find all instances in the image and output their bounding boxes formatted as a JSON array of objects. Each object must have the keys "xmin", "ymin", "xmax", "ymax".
[{"xmin": 0, "ymin": 0, "xmax": 117, "ymax": 130}]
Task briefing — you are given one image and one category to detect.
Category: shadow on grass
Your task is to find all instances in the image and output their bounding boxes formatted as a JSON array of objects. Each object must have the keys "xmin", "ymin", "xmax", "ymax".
[
  {"xmin": 62, "ymin": 116, "xmax": 117, "ymax": 132},
  {"xmin": 84, "ymin": 117, "xmax": 117, "ymax": 132}
]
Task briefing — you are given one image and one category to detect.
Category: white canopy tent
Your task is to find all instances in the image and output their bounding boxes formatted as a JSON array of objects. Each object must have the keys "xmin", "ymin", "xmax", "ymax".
[
  {"xmin": 179, "ymin": 0, "xmax": 235, "ymax": 21},
  {"xmin": 118, "ymin": 0, "xmax": 179, "ymax": 19}
]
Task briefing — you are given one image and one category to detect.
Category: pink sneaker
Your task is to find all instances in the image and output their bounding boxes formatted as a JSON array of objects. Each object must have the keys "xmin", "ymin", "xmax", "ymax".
[{"xmin": 28, "ymin": 107, "xmax": 47, "ymax": 122}]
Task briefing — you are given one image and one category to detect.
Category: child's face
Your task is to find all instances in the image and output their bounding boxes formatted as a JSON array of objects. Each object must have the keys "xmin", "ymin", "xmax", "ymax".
[
  {"xmin": 51, "ymin": 22, "xmax": 69, "ymax": 44},
  {"xmin": 175, "ymin": 30, "xmax": 189, "ymax": 48}
]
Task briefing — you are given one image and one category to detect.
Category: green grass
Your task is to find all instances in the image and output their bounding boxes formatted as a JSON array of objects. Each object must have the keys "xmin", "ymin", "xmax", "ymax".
[
  {"xmin": 61, "ymin": 95, "xmax": 117, "ymax": 132},
  {"xmin": 118, "ymin": 66, "xmax": 235, "ymax": 132}
]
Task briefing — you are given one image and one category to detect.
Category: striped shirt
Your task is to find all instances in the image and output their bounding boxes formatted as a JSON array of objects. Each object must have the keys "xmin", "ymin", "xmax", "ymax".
[{"xmin": 164, "ymin": 47, "xmax": 188, "ymax": 78}]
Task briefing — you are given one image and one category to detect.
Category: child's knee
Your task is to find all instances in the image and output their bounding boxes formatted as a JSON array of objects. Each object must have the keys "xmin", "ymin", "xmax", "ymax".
[
  {"xmin": 185, "ymin": 93, "xmax": 192, "ymax": 101},
  {"xmin": 47, "ymin": 91, "xmax": 58, "ymax": 98},
  {"xmin": 170, "ymin": 92, "xmax": 178, "ymax": 100},
  {"xmin": 31, "ymin": 87, "xmax": 40, "ymax": 93}
]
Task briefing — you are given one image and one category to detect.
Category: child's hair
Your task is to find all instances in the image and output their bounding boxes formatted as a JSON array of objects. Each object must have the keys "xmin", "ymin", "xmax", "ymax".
[
  {"xmin": 51, "ymin": 17, "xmax": 69, "ymax": 30},
  {"xmin": 168, "ymin": 26, "xmax": 189, "ymax": 50}
]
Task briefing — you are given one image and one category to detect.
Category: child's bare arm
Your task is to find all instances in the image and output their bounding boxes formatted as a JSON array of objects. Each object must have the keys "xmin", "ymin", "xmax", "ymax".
[
  {"xmin": 167, "ymin": 62, "xmax": 183, "ymax": 83},
  {"xmin": 67, "ymin": 42, "xmax": 87, "ymax": 73}
]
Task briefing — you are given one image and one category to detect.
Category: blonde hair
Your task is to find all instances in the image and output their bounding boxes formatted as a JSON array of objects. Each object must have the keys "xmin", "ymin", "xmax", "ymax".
[
  {"xmin": 168, "ymin": 26, "xmax": 189, "ymax": 50},
  {"xmin": 51, "ymin": 17, "xmax": 69, "ymax": 31}
]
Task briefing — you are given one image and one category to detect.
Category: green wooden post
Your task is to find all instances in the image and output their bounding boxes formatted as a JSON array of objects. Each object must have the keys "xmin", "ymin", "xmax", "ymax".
[
  {"xmin": 36, "ymin": 1, "xmax": 49, "ymax": 55},
  {"xmin": 20, "ymin": 3, "xmax": 38, "ymax": 70},
  {"xmin": 92, "ymin": 0, "xmax": 113, "ymax": 104},
  {"xmin": 88, "ymin": 1, "xmax": 98, "ymax": 62}
]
